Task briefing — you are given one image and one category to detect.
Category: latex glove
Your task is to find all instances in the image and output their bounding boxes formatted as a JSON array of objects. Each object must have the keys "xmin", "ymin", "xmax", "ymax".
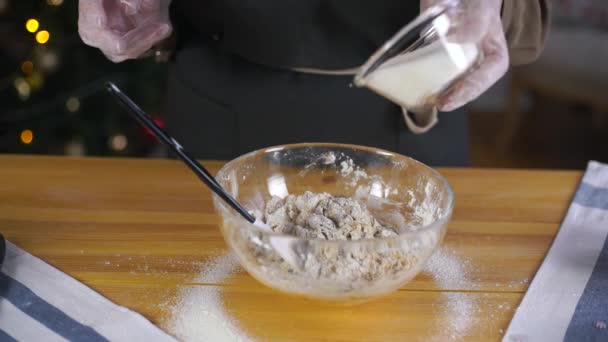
[
  {"xmin": 421, "ymin": 0, "xmax": 509, "ymax": 112},
  {"xmin": 78, "ymin": 0, "xmax": 172, "ymax": 62}
]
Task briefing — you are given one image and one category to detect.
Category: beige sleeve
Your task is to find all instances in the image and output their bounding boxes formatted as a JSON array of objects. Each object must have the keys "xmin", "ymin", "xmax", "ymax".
[{"xmin": 501, "ymin": 0, "xmax": 551, "ymax": 65}]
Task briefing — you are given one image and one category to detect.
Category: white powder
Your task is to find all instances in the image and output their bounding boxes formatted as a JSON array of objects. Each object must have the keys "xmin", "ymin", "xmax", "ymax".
[
  {"xmin": 340, "ymin": 159, "xmax": 370, "ymax": 188},
  {"xmin": 297, "ymin": 152, "xmax": 371, "ymax": 188},
  {"xmin": 166, "ymin": 254, "xmax": 252, "ymax": 342},
  {"xmin": 412, "ymin": 182, "xmax": 441, "ymax": 227},
  {"xmin": 424, "ymin": 247, "xmax": 476, "ymax": 290},
  {"xmin": 165, "ymin": 249, "xmax": 480, "ymax": 341},
  {"xmin": 319, "ymin": 152, "xmax": 336, "ymax": 165},
  {"xmin": 424, "ymin": 247, "xmax": 478, "ymax": 341},
  {"xmin": 340, "ymin": 159, "xmax": 355, "ymax": 176},
  {"xmin": 507, "ymin": 278, "xmax": 530, "ymax": 288},
  {"xmin": 300, "ymin": 152, "xmax": 337, "ymax": 175},
  {"xmin": 170, "ymin": 247, "xmax": 482, "ymax": 342},
  {"xmin": 362, "ymin": 40, "xmax": 479, "ymax": 110}
]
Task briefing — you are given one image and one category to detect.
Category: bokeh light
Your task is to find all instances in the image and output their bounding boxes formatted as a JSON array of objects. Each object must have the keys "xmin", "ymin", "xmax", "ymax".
[
  {"xmin": 25, "ymin": 19, "xmax": 39, "ymax": 33},
  {"xmin": 21, "ymin": 61, "xmax": 34, "ymax": 75},
  {"xmin": 66, "ymin": 97, "xmax": 80, "ymax": 112},
  {"xmin": 40, "ymin": 51, "xmax": 59, "ymax": 71},
  {"xmin": 20, "ymin": 129, "xmax": 34, "ymax": 144},
  {"xmin": 0, "ymin": 0, "xmax": 9, "ymax": 14},
  {"xmin": 14, "ymin": 77, "xmax": 31, "ymax": 100},
  {"xmin": 65, "ymin": 140, "xmax": 85, "ymax": 156},
  {"xmin": 36, "ymin": 30, "xmax": 50, "ymax": 44},
  {"xmin": 26, "ymin": 72, "xmax": 44, "ymax": 90},
  {"xmin": 109, "ymin": 134, "xmax": 128, "ymax": 151}
]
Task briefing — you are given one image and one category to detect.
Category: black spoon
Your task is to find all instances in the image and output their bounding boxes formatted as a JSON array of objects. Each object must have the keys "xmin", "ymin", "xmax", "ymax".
[{"xmin": 106, "ymin": 82, "xmax": 256, "ymax": 224}]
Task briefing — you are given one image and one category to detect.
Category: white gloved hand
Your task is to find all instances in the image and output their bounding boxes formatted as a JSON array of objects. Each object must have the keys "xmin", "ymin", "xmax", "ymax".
[
  {"xmin": 421, "ymin": 0, "xmax": 509, "ymax": 112},
  {"xmin": 78, "ymin": 0, "xmax": 172, "ymax": 62}
]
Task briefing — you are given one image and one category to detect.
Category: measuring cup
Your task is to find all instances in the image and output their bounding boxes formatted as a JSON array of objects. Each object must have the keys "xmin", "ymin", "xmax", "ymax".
[{"xmin": 354, "ymin": 0, "xmax": 488, "ymax": 116}]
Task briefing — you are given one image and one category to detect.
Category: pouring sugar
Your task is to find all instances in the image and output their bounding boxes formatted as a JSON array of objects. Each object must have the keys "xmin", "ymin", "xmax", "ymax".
[{"xmin": 359, "ymin": 40, "xmax": 479, "ymax": 110}]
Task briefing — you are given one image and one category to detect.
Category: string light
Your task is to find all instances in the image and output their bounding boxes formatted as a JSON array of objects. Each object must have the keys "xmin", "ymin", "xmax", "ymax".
[
  {"xmin": 20, "ymin": 129, "xmax": 34, "ymax": 144},
  {"xmin": 40, "ymin": 51, "xmax": 59, "ymax": 71},
  {"xmin": 109, "ymin": 134, "xmax": 128, "ymax": 151},
  {"xmin": 26, "ymin": 71, "xmax": 44, "ymax": 90},
  {"xmin": 25, "ymin": 19, "xmax": 39, "ymax": 33},
  {"xmin": 66, "ymin": 97, "xmax": 80, "ymax": 112},
  {"xmin": 14, "ymin": 77, "xmax": 31, "ymax": 100},
  {"xmin": 21, "ymin": 61, "xmax": 34, "ymax": 75},
  {"xmin": 35, "ymin": 30, "xmax": 50, "ymax": 44},
  {"xmin": 65, "ymin": 140, "xmax": 85, "ymax": 156}
]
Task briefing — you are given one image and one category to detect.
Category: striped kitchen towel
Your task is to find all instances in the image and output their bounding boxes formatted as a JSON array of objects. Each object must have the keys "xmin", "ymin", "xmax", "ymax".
[
  {"xmin": 504, "ymin": 161, "xmax": 608, "ymax": 342},
  {"xmin": 0, "ymin": 241, "xmax": 175, "ymax": 342}
]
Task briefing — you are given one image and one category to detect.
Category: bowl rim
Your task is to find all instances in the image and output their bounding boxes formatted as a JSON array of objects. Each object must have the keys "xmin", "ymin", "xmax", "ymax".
[{"xmin": 213, "ymin": 142, "xmax": 455, "ymax": 243}]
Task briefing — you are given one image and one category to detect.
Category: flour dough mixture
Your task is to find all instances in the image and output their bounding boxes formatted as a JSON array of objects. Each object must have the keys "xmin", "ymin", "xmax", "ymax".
[{"xmin": 264, "ymin": 191, "xmax": 396, "ymax": 240}]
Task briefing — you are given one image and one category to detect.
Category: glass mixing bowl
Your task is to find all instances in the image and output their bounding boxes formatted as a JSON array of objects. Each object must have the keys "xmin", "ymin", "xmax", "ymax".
[{"xmin": 212, "ymin": 143, "xmax": 454, "ymax": 301}]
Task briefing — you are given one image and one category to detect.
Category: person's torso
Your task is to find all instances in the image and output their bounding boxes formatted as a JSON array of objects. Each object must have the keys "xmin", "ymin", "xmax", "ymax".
[
  {"xmin": 166, "ymin": 1, "xmax": 471, "ymax": 166},
  {"xmin": 172, "ymin": 0, "xmax": 420, "ymax": 70}
]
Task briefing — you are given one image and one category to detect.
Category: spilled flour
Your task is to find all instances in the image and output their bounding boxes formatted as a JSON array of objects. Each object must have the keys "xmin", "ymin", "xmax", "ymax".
[
  {"xmin": 166, "ymin": 247, "xmax": 485, "ymax": 341},
  {"xmin": 166, "ymin": 254, "xmax": 251, "ymax": 342},
  {"xmin": 423, "ymin": 247, "xmax": 478, "ymax": 341}
]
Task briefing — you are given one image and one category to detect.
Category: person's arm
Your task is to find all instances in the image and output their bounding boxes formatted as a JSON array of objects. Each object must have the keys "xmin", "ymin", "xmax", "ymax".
[
  {"xmin": 502, "ymin": 0, "xmax": 550, "ymax": 65},
  {"xmin": 405, "ymin": 0, "xmax": 550, "ymax": 134}
]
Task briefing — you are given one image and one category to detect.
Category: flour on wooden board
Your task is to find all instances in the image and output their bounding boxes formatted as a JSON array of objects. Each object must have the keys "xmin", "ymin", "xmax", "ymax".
[
  {"xmin": 166, "ymin": 247, "xmax": 511, "ymax": 341},
  {"xmin": 423, "ymin": 247, "xmax": 515, "ymax": 341},
  {"xmin": 423, "ymin": 247, "xmax": 478, "ymax": 341},
  {"xmin": 166, "ymin": 254, "xmax": 252, "ymax": 342}
]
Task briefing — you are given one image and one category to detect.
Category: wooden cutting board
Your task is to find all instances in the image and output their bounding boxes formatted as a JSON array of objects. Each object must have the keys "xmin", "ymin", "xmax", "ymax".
[{"xmin": 0, "ymin": 155, "xmax": 582, "ymax": 341}]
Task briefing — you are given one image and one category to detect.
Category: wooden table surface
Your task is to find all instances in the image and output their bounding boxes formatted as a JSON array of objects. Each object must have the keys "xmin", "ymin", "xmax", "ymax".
[{"xmin": 0, "ymin": 155, "xmax": 583, "ymax": 341}]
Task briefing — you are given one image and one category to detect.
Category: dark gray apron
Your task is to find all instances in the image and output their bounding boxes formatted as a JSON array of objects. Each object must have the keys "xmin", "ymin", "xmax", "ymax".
[{"xmin": 164, "ymin": 1, "xmax": 470, "ymax": 166}]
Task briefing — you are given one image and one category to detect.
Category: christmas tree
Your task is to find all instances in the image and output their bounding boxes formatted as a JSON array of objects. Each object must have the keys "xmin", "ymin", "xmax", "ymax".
[{"xmin": 0, "ymin": 0, "xmax": 167, "ymax": 157}]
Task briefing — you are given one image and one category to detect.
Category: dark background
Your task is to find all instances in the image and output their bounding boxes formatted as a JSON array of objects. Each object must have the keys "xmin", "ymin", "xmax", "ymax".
[
  {"xmin": 1, "ymin": 0, "xmax": 607, "ymax": 169},
  {"xmin": 1, "ymin": 0, "xmax": 168, "ymax": 158}
]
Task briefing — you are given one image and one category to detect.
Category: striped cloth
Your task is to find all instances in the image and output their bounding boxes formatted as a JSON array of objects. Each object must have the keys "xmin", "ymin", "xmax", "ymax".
[
  {"xmin": 0, "ymin": 241, "xmax": 175, "ymax": 342},
  {"xmin": 504, "ymin": 161, "xmax": 608, "ymax": 342}
]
